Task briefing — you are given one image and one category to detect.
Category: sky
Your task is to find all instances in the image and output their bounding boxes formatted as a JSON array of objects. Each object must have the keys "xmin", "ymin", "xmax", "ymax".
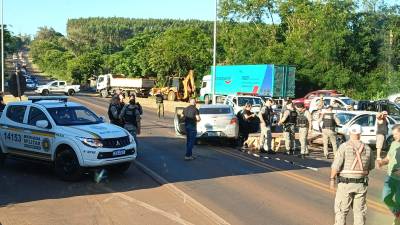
[
  {"xmin": 4, "ymin": 0, "xmax": 399, "ymax": 37},
  {"xmin": 4, "ymin": 0, "xmax": 216, "ymax": 36}
]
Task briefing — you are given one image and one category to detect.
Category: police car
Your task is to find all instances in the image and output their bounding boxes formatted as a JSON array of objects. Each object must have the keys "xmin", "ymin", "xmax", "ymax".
[{"xmin": 0, "ymin": 96, "xmax": 137, "ymax": 181}]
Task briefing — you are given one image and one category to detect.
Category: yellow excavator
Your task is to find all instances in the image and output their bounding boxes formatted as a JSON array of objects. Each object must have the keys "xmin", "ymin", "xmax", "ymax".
[{"xmin": 151, "ymin": 70, "xmax": 196, "ymax": 101}]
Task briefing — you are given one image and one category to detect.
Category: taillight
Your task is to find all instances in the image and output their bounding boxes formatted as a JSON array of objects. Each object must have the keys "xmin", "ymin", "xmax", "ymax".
[{"xmin": 230, "ymin": 118, "xmax": 237, "ymax": 124}]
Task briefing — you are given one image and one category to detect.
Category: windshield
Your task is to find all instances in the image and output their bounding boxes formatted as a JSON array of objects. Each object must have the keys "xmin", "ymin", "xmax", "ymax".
[
  {"xmin": 238, "ymin": 97, "xmax": 263, "ymax": 107},
  {"xmin": 336, "ymin": 113, "xmax": 356, "ymax": 125},
  {"xmin": 199, "ymin": 107, "xmax": 231, "ymax": 114},
  {"xmin": 47, "ymin": 106, "xmax": 102, "ymax": 126}
]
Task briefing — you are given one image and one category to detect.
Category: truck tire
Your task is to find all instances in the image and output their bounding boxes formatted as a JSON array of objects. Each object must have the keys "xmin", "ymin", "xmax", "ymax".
[
  {"xmin": 67, "ymin": 89, "xmax": 75, "ymax": 96},
  {"xmin": 42, "ymin": 89, "xmax": 49, "ymax": 96},
  {"xmin": 107, "ymin": 162, "xmax": 131, "ymax": 174},
  {"xmin": 168, "ymin": 91, "xmax": 176, "ymax": 101},
  {"xmin": 54, "ymin": 148, "xmax": 84, "ymax": 181},
  {"xmin": 100, "ymin": 90, "xmax": 108, "ymax": 98},
  {"xmin": 204, "ymin": 95, "xmax": 210, "ymax": 104}
]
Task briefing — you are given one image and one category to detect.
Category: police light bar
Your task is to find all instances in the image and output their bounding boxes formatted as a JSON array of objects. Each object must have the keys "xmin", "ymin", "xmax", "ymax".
[{"xmin": 28, "ymin": 96, "xmax": 68, "ymax": 103}]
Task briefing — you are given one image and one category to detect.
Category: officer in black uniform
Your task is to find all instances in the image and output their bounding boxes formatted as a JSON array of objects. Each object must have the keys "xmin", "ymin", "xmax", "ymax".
[
  {"xmin": 155, "ymin": 91, "xmax": 164, "ymax": 119},
  {"xmin": 279, "ymin": 101, "xmax": 297, "ymax": 155},
  {"xmin": 108, "ymin": 96, "xmax": 124, "ymax": 127},
  {"xmin": 120, "ymin": 94, "xmax": 141, "ymax": 145}
]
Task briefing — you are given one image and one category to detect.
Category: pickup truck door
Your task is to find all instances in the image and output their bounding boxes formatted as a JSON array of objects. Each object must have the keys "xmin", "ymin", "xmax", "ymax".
[
  {"xmin": 49, "ymin": 81, "xmax": 59, "ymax": 92},
  {"xmin": 1, "ymin": 105, "xmax": 28, "ymax": 152},
  {"xmin": 350, "ymin": 114, "xmax": 376, "ymax": 144},
  {"xmin": 174, "ymin": 107, "xmax": 186, "ymax": 136},
  {"xmin": 22, "ymin": 106, "xmax": 54, "ymax": 159},
  {"xmin": 58, "ymin": 81, "xmax": 67, "ymax": 92}
]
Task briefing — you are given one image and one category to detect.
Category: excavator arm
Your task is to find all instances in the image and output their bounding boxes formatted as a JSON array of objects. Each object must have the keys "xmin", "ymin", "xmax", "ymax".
[{"xmin": 182, "ymin": 70, "xmax": 196, "ymax": 100}]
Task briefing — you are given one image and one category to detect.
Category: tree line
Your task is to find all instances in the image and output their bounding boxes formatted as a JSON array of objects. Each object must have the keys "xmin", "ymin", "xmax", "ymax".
[{"xmin": 29, "ymin": 0, "xmax": 400, "ymax": 99}]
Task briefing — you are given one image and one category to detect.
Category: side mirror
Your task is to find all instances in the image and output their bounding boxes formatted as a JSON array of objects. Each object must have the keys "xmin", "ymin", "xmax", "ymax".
[{"xmin": 36, "ymin": 120, "xmax": 49, "ymax": 129}]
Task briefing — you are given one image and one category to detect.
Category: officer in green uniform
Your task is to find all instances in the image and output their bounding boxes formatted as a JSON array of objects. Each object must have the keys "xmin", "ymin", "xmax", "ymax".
[
  {"xmin": 279, "ymin": 101, "xmax": 297, "ymax": 155},
  {"xmin": 295, "ymin": 103, "xmax": 312, "ymax": 159},
  {"xmin": 319, "ymin": 106, "xmax": 341, "ymax": 159},
  {"xmin": 330, "ymin": 124, "xmax": 375, "ymax": 225}
]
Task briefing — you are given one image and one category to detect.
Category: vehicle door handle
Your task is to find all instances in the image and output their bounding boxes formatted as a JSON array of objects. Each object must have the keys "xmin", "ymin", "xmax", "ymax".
[{"xmin": 370, "ymin": 130, "xmax": 375, "ymax": 132}]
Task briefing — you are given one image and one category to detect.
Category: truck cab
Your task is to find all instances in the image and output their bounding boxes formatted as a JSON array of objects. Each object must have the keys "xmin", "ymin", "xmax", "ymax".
[{"xmin": 199, "ymin": 75, "xmax": 212, "ymax": 103}]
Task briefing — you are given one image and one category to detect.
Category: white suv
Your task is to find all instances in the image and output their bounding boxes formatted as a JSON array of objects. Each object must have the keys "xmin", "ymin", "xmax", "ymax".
[{"xmin": 0, "ymin": 96, "xmax": 137, "ymax": 181}]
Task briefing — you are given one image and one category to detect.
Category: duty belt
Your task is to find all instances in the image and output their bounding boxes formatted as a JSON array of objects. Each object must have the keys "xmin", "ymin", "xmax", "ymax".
[{"xmin": 337, "ymin": 176, "xmax": 368, "ymax": 185}]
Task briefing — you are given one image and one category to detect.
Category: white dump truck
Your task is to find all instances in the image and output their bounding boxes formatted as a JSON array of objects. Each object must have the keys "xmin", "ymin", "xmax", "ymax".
[{"xmin": 96, "ymin": 74, "xmax": 155, "ymax": 98}]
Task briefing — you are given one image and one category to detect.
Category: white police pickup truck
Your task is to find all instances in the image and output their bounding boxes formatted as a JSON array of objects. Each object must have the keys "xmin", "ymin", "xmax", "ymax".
[{"xmin": 0, "ymin": 96, "xmax": 137, "ymax": 181}]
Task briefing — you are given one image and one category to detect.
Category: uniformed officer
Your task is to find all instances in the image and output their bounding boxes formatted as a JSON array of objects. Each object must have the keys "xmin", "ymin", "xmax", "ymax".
[
  {"xmin": 108, "ymin": 96, "xmax": 124, "ymax": 127},
  {"xmin": 319, "ymin": 106, "xmax": 340, "ymax": 159},
  {"xmin": 376, "ymin": 111, "xmax": 388, "ymax": 160},
  {"xmin": 155, "ymin": 90, "xmax": 164, "ymax": 119},
  {"xmin": 330, "ymin": 124, "xmax": 375, "ymax": 225},
  {"xmin": 295, "ymin": 103, "xmax": 312, "ymax": 159},
  {"xmin": 259, "ymin": 98, "xmax": 274, "ymax": 153},
  {"xmin": 279, "ymin": 101, "xmax": 297, "ymax": 155},
  {"xmin": 119, "ymin": 94, "xmax": 141, "ymax": 145}
]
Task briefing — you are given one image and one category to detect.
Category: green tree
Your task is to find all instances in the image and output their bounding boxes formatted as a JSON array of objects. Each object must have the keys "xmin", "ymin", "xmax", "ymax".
[
  {"xmin": 146, "ymin": 26, "xmax": 212, "ymax": 84},
  {"xmin": 67, "ymin": 52, "xmax": 104, "ymax": 83}
]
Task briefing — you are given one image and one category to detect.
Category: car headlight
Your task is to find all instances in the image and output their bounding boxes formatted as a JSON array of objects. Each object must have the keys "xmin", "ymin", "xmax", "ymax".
[
  {"xmin": 77, "ymin": 137, "xmax": 103, "ymax": 148},
  {"xmin": 129, "ymin": 134, "xmax": 135, "ymax": 144}
]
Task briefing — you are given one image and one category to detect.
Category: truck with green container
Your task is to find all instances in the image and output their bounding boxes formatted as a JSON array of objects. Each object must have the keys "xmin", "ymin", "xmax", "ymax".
[{"xmin": 199, "ymin": 64, "xmax": 296, "ymax": 104}]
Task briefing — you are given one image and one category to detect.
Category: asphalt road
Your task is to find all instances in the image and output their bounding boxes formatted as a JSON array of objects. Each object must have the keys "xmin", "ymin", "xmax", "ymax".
[
  {"xmin": 0, "ymin": 90, "xmax": 394, "ymax": 225},
  {"xmin": 74, "ymin": 94, "xmax": 392, "ymax": 225}
]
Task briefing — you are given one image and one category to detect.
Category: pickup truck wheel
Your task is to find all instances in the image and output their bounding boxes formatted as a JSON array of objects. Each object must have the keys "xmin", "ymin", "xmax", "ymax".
[
  {"xmin": 107, "ymin": 162, "xmax": 131, "ymax": 174},
  {"xmin": 168, "ymin": 91, "xmax": 176, "ymax": 101},
  {"xmin": 67, "ymin": 89, "xmax": 75, "ymax": 96},
  {"xmin": 42, "ymin": 89, "xmax": 49, "ymax": 96},
  {"xmin": 100, "ymin": 90, "xmax": 108, "ymax": 98},
  {"xmin": 54, "ymin": 148, "xmax": 84, "ymax": 181}
]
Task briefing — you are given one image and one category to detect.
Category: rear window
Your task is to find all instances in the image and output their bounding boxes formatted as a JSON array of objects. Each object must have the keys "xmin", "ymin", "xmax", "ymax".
[
  {"xmin": 6, "ymin": 105, "xmax": 27, "ymax": 123},
  {"xmin": 199, "ymin": 108, "xmax": 231, "ymax": 114},
  {"xmin": 238, "ymin": 97, "xmax": 263, "ymax": 106}
]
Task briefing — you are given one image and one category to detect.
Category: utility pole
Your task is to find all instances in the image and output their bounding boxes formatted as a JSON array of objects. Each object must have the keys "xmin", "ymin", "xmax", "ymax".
[
  {"xmin": 1, "ymin": 0, "xmax": 4, "ymax": 93},
  {"xmin": 212, "ymin": 0, "xmax": 217, "ymax": 104}
]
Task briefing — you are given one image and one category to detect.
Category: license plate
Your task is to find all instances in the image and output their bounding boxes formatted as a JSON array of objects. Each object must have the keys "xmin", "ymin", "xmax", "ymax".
[
  {"xmin": 112, "ymin": 150, "xmax": 126, "ymax": 156},
  {"xmin": 207, "ymin": 132, "xmax": 219, "ymax": 137}
]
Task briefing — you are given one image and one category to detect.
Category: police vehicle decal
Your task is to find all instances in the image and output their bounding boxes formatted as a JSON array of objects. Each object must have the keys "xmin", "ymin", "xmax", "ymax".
[
  {"xmin": 69, "ymin": 127, "xmax": 101, "ymax": 139},
  {"xmin": 0, "ymin": 124, "xmax": 55, "ymax": 153}
]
